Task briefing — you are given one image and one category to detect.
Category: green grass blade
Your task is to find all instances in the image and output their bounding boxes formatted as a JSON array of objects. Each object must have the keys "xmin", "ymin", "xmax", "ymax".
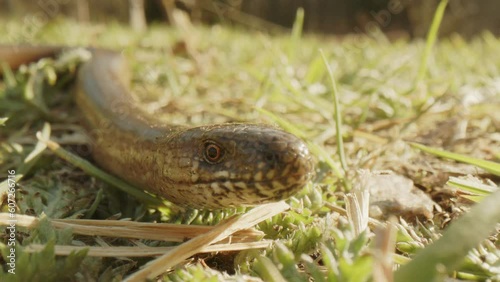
[
  {"xmin": 448, "ymin": 177, "xmax": 497, "ymax": 195},
  {"xmin": 257, "ymin": 108, "xmax": 306, "ymax": 139},
  {"xmin": 307, "ymin": 142, "xmax": 343, "ymax": 179},
  {"xmin": 288, "ymin": 7, "xmax": 304, "ymax": 59},
  {"xmin": 394, "ymin": 188, "xmax": 500, "ymax": 282},
  {"xmin": 0, "ymin": 62, "xmax": 16, "ymax": 88},
  {"xmin": 409, "ymin": 142, "xmax": 500, "ymax": 176},
  {"xmin": 415, "ymin": 0, "xmax": 449, "ymax": 85},
  {"xmin": 320, "ymin": 49, "xmax": 348, "ymax": 173},
  {"xmin": 291, "ymin": 8, "xmax": 304, "ymax": 41},
  {"xmin": 253, "ymin": 256, "xmax": 288, "ymax": 282},
  {"xmin": 447, "ymin": 176, "xmax": 497, "ymax": 203}
]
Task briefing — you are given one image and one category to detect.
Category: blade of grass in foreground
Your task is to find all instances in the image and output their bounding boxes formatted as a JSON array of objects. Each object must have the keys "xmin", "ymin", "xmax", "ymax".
[
  {"xmin": 394, "ymin": 188, "xmax": 500, "ymax": 282},
  {"xmin": 409, "ymin": 142, "xmax": 500, "ymax": 176}
]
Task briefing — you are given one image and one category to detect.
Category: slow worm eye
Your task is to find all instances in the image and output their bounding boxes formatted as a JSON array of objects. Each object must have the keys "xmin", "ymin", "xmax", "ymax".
[{"xmin": 204, "ymin": 141, "xmax": 224, "ymax": 163}]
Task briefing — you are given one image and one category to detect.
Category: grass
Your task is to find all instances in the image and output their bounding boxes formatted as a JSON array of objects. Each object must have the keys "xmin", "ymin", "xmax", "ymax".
[{"xmin": 0, "ymin": 4, "xmax": 499, "ymax": 281}]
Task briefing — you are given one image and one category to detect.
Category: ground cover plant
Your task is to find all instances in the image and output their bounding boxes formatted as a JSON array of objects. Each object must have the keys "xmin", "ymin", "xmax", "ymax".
[{"xmin": 0, "ymin": 5, "xmax": 499, "ymax": 282}]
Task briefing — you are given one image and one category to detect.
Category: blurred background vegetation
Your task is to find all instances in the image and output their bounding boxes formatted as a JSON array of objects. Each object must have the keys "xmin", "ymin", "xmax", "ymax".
[{"xmin": 0, "ymin": 0, "xmax": 499, "ymax": 38}]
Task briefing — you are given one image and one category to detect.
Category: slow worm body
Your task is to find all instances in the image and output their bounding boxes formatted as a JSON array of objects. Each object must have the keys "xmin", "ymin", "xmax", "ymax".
[{"xmin": 0, "ymin": 46, "xmax": 313, "ymax": 208}]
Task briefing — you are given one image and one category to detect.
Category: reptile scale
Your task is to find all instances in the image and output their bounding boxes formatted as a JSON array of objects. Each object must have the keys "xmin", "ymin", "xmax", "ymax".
[{"xmin": 0, "ymin": 46, "xmax": 314, "ymax": 208}]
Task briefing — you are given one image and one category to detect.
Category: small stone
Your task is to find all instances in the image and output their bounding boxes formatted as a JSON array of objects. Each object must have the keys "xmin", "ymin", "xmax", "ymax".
[{"xmin": 358, "ymin": 170, "xmax": 436, "ymax": 220}]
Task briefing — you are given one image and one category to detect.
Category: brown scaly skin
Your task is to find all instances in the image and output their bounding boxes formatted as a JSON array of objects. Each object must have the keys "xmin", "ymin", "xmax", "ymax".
[{"xmin": 0, "ymin": 45, "xmax": 314, "ymax": 209}]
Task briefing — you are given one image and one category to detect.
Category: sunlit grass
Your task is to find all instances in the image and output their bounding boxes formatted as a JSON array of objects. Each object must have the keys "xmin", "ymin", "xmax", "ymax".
[{"xmin": 0, "ymin": 4, "xmax": 499, "ymax": 280}]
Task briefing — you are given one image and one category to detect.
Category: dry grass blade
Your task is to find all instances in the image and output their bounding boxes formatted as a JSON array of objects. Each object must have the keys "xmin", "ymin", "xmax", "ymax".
[
  {"xmin": 345, "ymin": 170, "xmax": 371, "ymax": 236},
  {"xmin": 372, "ymin": 220, "xmax": 397, "ymax": 282},
  {"xmin": 23, "ymin": 241, "xmax": 273, "ymax": 257},
  {"xmin": 0, "ymin": 213, "xmax": 263, "ymax": 243},
  {"xmin": 124, "ymin": 201, "xmax": 289, "ymax": 281}
]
